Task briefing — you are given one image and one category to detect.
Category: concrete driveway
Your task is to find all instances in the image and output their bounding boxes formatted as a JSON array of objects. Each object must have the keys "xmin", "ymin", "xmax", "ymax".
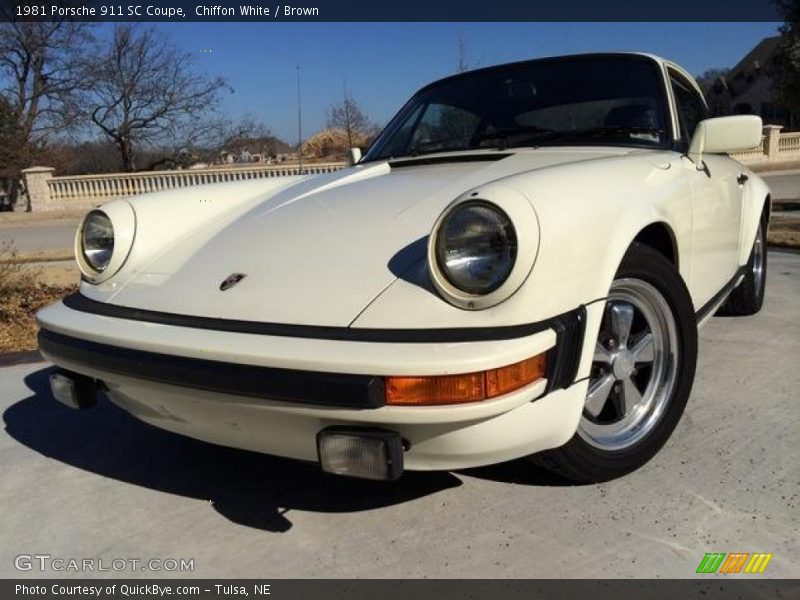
[
  {"xmin": 0, "ymin": 217, "xmax": 81, "ymax": 256},
  {"xmin": 760, "ymin": 169, "xmax": 800, "ymax": 201},
  {"xmin": 1, "ymin": 250, "xmax": 798, "ymax": 579}
]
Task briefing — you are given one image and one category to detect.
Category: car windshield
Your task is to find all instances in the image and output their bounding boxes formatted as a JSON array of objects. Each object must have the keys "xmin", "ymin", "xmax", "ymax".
[{"xmin": 363, "ymin": 55, "xmax": 669, "ymax": 162}]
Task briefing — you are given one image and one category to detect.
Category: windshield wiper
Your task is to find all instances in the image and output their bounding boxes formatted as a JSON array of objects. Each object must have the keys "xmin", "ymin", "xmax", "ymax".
[
  {"xmin": 408, "ymin": 139, "xmax": 511, "ymax": 156},
  {"xmin": 530, "ymin": 126, "xmax": 666, "ymax": 145},
  {"xmin": 408, "ymin": 141, "xmax": 472, "ymax": 156},
  {"xmin": 471, "ymin": 126, "xmax": 556, "ymax": 149},
  {"xmin": 390, "ymin": 125, "xmax": 664, "ymax": 161}
]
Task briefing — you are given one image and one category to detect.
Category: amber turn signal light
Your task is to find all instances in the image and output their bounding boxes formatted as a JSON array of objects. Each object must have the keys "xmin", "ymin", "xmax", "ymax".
[{"xmin": 385, "ymin": 353, "xmax": 546, "ymax": 406}]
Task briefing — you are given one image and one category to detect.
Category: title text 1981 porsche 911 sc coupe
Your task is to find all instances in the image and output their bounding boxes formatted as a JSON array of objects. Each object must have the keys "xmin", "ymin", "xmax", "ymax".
[{"xmin": 37, "ymin": 53, "xmax": 770, "ymax": 482}]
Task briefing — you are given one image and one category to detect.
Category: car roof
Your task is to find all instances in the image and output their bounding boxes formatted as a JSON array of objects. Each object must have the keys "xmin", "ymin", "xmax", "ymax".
[{"xmin": 415, "ymin": 52, "xmax": 702, "ymax": 98}]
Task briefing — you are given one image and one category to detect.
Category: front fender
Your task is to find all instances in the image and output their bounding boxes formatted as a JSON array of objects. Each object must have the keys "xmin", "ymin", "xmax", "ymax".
[{"xmin": 354, "ymin": 153, "xmax": 692, "ymax": 332}]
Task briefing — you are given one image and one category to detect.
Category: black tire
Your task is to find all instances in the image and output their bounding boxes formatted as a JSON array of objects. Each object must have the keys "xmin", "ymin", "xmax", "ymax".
[
  {"xmin": 532, "ymin": 242, "xmax": 698, "ymax": 483},
  {"xmin": 718, "ymin": 216, "xmax": 767, "ymax": 317}
]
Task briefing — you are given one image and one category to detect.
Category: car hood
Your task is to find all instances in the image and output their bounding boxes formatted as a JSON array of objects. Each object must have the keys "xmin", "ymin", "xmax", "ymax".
[{"xmin": 105, "ymin": 148, "xmax": 630, "ymax": 326}]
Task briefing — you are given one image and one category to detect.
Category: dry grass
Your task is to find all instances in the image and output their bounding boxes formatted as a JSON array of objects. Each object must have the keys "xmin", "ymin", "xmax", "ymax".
[
  {"xmin": 0, "ymin": 249, "xmax": 74, "ymax": 264},
  {"xmin": 768, "ymin": 215, "xmax": 800, "ymax": 249},
  {"xmin": 0, "ymin": 241, "xmax": 77, "ymax": 353}
]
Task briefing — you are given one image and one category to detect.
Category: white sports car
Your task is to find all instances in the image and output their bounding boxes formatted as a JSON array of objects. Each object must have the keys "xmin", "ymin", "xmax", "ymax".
[{"xmin": 38, "ymin": 53, "xmax": 770, "ymax": 482}]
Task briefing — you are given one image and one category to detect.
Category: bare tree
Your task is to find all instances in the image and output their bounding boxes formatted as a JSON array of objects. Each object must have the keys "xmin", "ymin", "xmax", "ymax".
[
  {"xmin": 695, "ymin": 68, "xmax": 730, "ymax": 95},
  {"xmin": 61, "ymin": 140, "xmax": 125, "ymax": 175},
  {"xmin": 775, "ymin": 0, "xmax": 800, "ymax": 126},
  {"xmin": 134, "ymin": 114, "xmax": 236, "ymax": 171},
  {"xmin": 0, "ymin": 96, "xmax": 24, "ymax": 209},
  {"xmin": 85, "ymin": 24, "xmax": 230, "ymax": 172},
  {"xmin": 327, "ymin": 89, "xmax": 373, "ymax": 149},
  {"xmin": 457, "ymin": 34, "xmax": 470, "ymax": 73},
  {"xmin": 0, "ymin": 16, "xmax": 94, "ymax": 208},
  {"xmin": 216, "ymin": 116, "xmax": 288, "ymax": 159}
]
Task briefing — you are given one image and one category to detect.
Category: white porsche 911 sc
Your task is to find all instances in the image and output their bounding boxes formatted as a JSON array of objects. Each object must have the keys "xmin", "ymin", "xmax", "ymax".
[{"xmin": 37, "ymin": 53, "xmax": 770, "ymax": 482}]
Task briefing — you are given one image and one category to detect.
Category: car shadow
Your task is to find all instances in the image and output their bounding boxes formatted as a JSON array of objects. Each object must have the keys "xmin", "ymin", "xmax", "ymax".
[
  {"xmin": 3, "ymin": 366, "xmax": 464, "ymax": 532},
  {"xmin": 460, "ymin": 460, "xmax": 584, "ymax": 487}
]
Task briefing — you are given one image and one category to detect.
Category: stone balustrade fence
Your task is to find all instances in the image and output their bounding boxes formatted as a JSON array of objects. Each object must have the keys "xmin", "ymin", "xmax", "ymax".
[
  {"xmin": 777, "ymin": 131, "xmax": 800, "ymax": 153},
  {"xmin": 730, "ymin": 125, "xmax": 800, "ymax": 166},
  {"xmin": 20, "ymin": 162, "xmax": 346, "ymax": 212}
]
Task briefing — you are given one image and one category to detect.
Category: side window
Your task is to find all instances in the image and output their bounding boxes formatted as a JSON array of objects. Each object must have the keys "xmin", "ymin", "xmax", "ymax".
[
  {"xmin": 670, "ymin": 72, "xmax": 708, "ymax": 143},
  {"xmin": 380, "ymin": 104, "xmax": 424, "ymax": 157}
]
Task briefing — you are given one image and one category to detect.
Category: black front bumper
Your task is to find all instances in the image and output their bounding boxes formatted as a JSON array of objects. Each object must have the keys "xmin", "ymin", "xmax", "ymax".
[
  {"xmin": 38, "ymin": 329, "xmax": 386, "ymax": 409},
  {"xmin": 38, "ymin": 300, "xmax": 585, "ymax": 410}
]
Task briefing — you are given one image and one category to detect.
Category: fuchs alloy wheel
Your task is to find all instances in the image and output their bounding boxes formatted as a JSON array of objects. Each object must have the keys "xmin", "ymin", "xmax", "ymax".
[
  {"xmin": 534, "ymin": 243, "xmax": 698, "ymax": 483},
  {"xmin": 578, "ymin": 278, "xmax": 679, "ymax": 450},
  {"xmin": 719, "ymin": 214, "xmax": 768, "ymax": 316}
]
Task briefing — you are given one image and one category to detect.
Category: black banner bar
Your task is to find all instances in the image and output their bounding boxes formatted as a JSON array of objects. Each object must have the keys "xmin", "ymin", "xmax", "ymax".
[
  {"xmin": 3, "ymin": 580, "xmax": 800, "ymax": 600},
  {"xmin": 3, "ymin": 0, "xmax": 784, "ymax": 22}
]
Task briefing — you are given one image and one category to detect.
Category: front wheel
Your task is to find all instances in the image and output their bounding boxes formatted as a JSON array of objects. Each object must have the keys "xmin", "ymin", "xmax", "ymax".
[{"xmin": 533, "ymin": 243, "xmax": 698, "ymax": 483}]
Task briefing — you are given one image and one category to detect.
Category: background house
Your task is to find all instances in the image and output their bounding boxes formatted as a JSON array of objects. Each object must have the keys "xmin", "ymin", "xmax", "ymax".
[{"xmin": 704, "ymin": 36, "xmax": 798, "ymax": 129}]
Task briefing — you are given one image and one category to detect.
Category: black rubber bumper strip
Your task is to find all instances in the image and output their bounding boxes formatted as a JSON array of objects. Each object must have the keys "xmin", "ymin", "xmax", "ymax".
[
  {"xmin": 38, "ymin": 329, "xmax": 386, "ymax": 409},
  {"xmin": 544, "ymin": 305, "xmax": 587, "ymax": 393},
  {"xmin": 61, "ymin": 292, "xmax": 579, "ymax": 344}
]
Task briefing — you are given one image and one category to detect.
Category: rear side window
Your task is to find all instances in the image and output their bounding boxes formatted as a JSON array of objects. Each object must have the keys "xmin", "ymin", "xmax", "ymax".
[{"xmin": 670, "ymin": 71, "xmax": 708, "ymax": 143}]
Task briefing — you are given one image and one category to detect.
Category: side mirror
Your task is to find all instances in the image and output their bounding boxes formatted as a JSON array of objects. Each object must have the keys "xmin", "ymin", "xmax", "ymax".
[
  {"xmin": 688, "ymin": 115, "xmax": 762, "ymax": 167},
  {"xmin": 346, "ymin": 147, "xmax": 362, "ymax": 166}
]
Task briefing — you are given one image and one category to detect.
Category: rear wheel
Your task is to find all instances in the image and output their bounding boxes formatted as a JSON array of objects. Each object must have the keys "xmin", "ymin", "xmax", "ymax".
[
  {"xmin": 533, "ymin": 243, "xmax": 697, "ymax": 483},
  {"xmin": 718, "ymin": 216, "xmax": 767, "ymax": 316}
]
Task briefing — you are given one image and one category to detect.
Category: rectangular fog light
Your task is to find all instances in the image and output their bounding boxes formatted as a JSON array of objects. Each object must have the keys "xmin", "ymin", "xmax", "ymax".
[
  {"xmin": 317, "ymin": 428, "xmax": 404, "ymax": 481},
  {"xmin": 49, "ymin": 370, "xmax": 97, "ymax": 410}
]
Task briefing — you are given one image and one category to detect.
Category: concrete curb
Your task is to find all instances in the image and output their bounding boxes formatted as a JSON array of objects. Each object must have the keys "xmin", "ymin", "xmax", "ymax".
[{"xmin": 0, "ymin": 350, "xmax": 44, "ymax": 368}]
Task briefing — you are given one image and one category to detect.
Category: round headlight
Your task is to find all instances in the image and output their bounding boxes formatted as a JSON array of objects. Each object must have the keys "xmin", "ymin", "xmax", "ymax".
[
  {"xmin": 81, "ymin": 210, "xmax": 114, "ymax": 272},
  {"xmin": 435, "ymin": 201, "xmax": 517, "ymax": 295}
]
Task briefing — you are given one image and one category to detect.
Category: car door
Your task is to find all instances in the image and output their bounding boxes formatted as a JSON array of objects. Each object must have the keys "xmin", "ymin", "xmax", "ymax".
[{"xmin": 670, "ymin": 69, "xmax": 743, "ymax": 308}]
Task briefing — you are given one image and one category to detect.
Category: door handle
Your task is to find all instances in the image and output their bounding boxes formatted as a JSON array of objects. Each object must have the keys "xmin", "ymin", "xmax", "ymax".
[{"xmin": 737, "ymin": 173, "xmax": 749, "ymax": 185}]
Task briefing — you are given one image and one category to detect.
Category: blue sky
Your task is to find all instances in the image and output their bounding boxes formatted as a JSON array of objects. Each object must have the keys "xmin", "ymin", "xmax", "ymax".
[{"xmin": 132, "ymin": 22, "xmax": 782, "ymax": 142}]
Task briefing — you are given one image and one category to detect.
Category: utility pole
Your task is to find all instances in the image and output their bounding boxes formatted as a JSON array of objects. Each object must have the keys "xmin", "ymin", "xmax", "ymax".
[{"xmin": 296, "ymin": 65, "xmax": 303, "ymax": 173}]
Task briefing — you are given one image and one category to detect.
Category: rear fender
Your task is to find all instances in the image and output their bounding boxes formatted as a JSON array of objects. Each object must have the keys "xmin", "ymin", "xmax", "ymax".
[{"xmin": 738, "ymin": 171, "xmax": 771, "ymax": 266}]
